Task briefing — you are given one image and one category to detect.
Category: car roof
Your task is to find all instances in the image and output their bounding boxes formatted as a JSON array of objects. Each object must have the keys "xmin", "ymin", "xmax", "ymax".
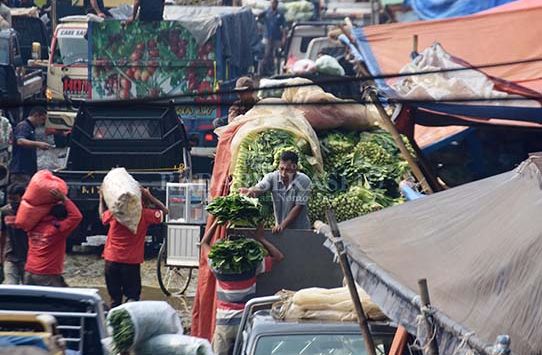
[
  {"xmin": 248, "ymin": 310, "xmax": 397, "ymax": 336},
  {"xmin": 0, "ymin": 285, "xmax": 102, "ymax": 303}
]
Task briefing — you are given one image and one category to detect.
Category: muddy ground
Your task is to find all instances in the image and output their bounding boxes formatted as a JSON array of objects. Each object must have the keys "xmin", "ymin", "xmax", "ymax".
[{"xmin": 36, "ymin": 128, "xmax": 198, "ymax": 329}]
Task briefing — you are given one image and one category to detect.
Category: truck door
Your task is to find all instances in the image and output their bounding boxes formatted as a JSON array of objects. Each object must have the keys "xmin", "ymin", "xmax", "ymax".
[{"xmin": 47, "ymin": 27, "xmax": 90, "ymax": 101}]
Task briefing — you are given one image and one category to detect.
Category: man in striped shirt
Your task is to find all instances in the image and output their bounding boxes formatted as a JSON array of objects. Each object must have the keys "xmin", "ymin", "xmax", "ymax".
[{"xmin": 202, "ymin": 221, "xmax": 284, "ymax": 355}]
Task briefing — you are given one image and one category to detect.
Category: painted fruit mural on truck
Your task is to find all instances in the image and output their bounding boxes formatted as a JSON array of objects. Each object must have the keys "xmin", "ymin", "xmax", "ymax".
[{"xmin": 89, "ymin": 21, "xmax": 217, "ymax": 102}]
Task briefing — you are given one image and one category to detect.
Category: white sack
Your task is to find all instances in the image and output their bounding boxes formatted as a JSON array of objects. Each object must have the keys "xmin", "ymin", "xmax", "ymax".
[
  {"xmin": 135, "ymin": 334, "xmax": 213, "ymax": 355},
  {"xmin": 108, "ymin": 301, "xmax": 183, "ymax": 351},
  {"xmin": 102, "ymin": 167, "xmax": 142, "ymax": 234}
]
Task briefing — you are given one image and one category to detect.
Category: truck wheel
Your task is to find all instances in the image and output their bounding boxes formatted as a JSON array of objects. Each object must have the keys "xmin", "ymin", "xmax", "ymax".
[{"xmin": 156, "ymin": 243, "xmax": 193, "ymax": 297}]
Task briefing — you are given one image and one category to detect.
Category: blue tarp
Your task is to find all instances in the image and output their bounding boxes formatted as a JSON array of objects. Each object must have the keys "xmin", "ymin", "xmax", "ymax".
[{"xmin": 405, "ymin": 0, "xmax": 515, "ymax": 19}]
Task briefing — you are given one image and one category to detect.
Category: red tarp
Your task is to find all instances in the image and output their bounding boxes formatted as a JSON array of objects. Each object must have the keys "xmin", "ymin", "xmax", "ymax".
[{"xmin": 191, "ymin": 123, "xmax": 244, "ymax": 340}]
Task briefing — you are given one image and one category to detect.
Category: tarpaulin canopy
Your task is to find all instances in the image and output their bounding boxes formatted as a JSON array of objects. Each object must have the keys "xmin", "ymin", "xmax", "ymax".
[
  {"xmin": 352, "ymin": 0, "xmax": 542, "ymax": 146},
  {"xmin": 356, "ymin": 0, "xmax": 542, "ymax": 92},
  {"xmin": 404, "ymin": 0, "xmax": 515, "ymax": 20},
  {"xmin": 335, "ymin": 155, "xmax": 542, "ymax": 354}
]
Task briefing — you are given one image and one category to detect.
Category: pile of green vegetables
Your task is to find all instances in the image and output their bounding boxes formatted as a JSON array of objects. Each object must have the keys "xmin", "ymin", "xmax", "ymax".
[
  {"xmin": 208, "ymin": 237, "xmax": 267, "ymax": 274},
  {"xmin": 108, "ymin": 309, "xmax": 135, "ymax": 353},
  {"xmin": 230, "ymin": 127, "xmax": 412, "ymax": 224},
  {"xmin": 206, "ymin": 194, "xmax": 262, "ymax": 227}
]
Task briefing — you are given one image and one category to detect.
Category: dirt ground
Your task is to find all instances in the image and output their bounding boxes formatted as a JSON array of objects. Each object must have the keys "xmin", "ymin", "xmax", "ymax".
[{"xmin": 63, "ymin": 253, "xmax": 197, "ymax": 329}]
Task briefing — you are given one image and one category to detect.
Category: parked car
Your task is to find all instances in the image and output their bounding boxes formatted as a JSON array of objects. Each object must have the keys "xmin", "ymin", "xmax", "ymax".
[{"xmin": 233, "ymin": 296, "xmax": 421, "ymax": 355}]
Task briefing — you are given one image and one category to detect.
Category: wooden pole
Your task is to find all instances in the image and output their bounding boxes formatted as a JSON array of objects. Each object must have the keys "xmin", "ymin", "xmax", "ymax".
[
  {"xmin": 51, "ymin": 0, "xmax": 58, "ymax": 34},
  {"xmin": 368, "ymin": 91, "xmax": 434, "ymax": 194},
  {"xmin": 417, "ymin": 279, "xmax": 439, "ymax": 355},
  {"xmin": 326, "ymin": 209, "xmax": 377, "ymax": 355},
  {"xmin": 411, "ymin": 34, "xmax": 419, "ymax": 59}
]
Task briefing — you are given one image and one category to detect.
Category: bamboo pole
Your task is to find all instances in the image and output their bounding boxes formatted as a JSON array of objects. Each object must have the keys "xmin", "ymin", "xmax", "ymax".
[
  {"xmin": 368, "ymin": 90, "xmax": 434, "ymax": 193},
  {"xmin": 325, "ymin": 210, "xmax": 377, "ymax": 355}
]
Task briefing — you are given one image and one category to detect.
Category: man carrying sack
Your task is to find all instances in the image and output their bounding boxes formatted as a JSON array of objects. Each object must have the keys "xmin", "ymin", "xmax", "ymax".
[{"xmin": 99, "ymin": 169, "xmax": 168, "ymax": 308}]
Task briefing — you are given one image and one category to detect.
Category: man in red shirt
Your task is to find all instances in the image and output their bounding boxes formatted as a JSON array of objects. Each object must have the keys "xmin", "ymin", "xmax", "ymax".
[
  {"xmin": 99, "ymin": 187, "xmax": 167, "ymax": 308},
  {"xmin": 24, "ymin": 189, "xmax": 83, "ymax": 287}
]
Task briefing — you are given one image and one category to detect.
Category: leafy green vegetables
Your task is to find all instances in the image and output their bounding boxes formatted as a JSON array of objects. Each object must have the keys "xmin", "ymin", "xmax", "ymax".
[
  {"xmin": 108, "ymin": 308, "xmax": 135, "ymax": 353},
  {"xmin": 208, "ymin": 237, "xmax": 268, "ymax": 274},
  {"xmin": 206, "ymin": 194, "xmax": 262, "ymax": 227},
  {"xmin": 229, "ymin": 127, "xmax": 412, "ymax": 224}
]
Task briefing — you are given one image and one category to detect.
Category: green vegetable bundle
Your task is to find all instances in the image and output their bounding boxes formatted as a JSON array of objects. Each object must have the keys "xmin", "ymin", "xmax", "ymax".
[
  {"xmin": 208, "ymin": 237, "xmax": 268, "ymax": 274},
  {"xmin": 206, "ymin": 194, "xmax": 262, "ymax": 227},
  {"xmin": 231, "ymin": 129, "xmax": 315, "ymax": 192},
  {"xmin": 309, "ymin": 129, "xmax": 411, "ymax": 222},
  {"xmin": 108, "ymin": 308, "xmax": 135, "ymax": 353},
  {"xmin": 230, "ymin": 129, "xmax": 316, "ymax": 226},
  {"xmin": 228, "ymin": 126, "xmax": 412, "ymax": 224}
]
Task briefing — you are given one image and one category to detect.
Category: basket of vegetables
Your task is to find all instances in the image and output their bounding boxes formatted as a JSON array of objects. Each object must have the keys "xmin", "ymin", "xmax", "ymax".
[{"xmin": 208, "ymin": 236, "xmax": 268, "ymax": 279}]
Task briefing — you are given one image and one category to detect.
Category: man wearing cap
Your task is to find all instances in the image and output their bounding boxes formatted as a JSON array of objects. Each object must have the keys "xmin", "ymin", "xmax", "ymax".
[{"xmin": 228, "ymin": 76, "xmax": 259, "ymax": 123}]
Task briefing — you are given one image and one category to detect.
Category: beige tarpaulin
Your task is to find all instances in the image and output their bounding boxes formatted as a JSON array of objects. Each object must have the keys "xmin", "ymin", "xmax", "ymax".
[{"xmin": 336, "ymin": 156, "xmax": 542, "ymax": 354}]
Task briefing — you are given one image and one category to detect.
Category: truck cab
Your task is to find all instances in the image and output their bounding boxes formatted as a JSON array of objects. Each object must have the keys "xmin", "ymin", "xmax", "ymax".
[
  {"xmin": 0, "ymin": 28, "xmax": 44, "ymax": 124},
  {"xmin": 46, "ymin": 17, "xmax": 89, "ymax": 141},
  {"xmin": 234, "ymin": 296, "xmax": 419, "ymax": 355}
]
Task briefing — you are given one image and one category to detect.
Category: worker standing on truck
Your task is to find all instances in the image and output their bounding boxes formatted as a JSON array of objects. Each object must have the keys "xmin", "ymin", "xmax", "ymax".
[
  {"xmin": 24, "ymin": 189, "xmax": 82, "ymax": 287},
  {"xmin": 227, "ymin": 77, "xmax": 259, "ymax": 123},
  {"xmin": 201, "ymin": 222, "xmax": 284, "ymax": 355},
  {"xmin": 84, "ymin": 0, "xmax": 112, "ymax": 18},
  {"xmin": 240, "ymin": 151, "xmax": 312, "ymax": 233},
  {"xmin": 0, "ymin": 183, "xmax": 27, "ymax": 284},
  {"xmin": 258, "ymin": 0, "xmax": 287, "ymax": 76},
  {"xmin": 9, "ymin": 107, "xmax": 52, "ymax": 185},
  {"xmin": 99, "ymin": 187, "xmax": 168, "ymax": 308},
  {"xmin": 130, "ymin": 0, "xmax": 165, "ymax": 22}
]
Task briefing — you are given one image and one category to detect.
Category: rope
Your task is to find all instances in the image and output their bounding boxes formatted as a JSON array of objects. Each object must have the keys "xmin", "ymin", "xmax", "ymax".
[
  {"xmin": 452, "ymin": 332, "xmax": 476, "ymax": 355},
  {"xmin": 410, "ymin": 298, "xmax": 439, "ymax": 354}
]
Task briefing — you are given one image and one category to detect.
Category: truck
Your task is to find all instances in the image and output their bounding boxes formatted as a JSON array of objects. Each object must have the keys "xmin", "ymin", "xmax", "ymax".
[
  {"xmin": 233, "ymin": 296, "xmax": 420, "ymax": 355},
  {"xmin": 0, "ymin": 28, "xmax": 44, "ymax": 124},
  {"xmin": 0, "ymin": 285, "xmax": 108, "ymax": 354},
  {"xmin": 46, "ymin": 7, "xmax": 260, "ymax": 162},
  {"xmin": 53, "ymin": 102, "xmax": 192, "ymax": 247}
]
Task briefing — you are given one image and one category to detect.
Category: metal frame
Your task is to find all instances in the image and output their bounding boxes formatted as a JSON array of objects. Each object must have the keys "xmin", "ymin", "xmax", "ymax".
[{"xmin": 0, "ymin": 309, "xmax": 99, "ymax": 354}]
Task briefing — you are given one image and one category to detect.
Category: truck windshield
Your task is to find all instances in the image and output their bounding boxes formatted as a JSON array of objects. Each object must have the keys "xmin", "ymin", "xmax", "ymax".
[
  {"xmin": 254, "ymin": 334, "xmax": 391, "ymax": 355},
  {"xmin": 53, "ymin": 36, "xmax": 87, "ymax": 65}
]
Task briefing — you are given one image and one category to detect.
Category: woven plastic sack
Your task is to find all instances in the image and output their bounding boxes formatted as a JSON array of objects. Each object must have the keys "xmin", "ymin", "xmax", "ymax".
[
  {"xmin": 102, "ymin": 168, "xmax": 142, "ymax": 234},
  {"xmin": 135, "ymin": 334, "xmax": 213, "ymax": 355},
  {"xmin": 15, "ymin": 170, "xmax": 69, "ymax": 231},
  {"xmin": 107, "ymin": 301, "xmax": 183, "ymax": 352},
  {"xmin": 282, "ymin": 78, "xmax": 382, "ymax": 131},
  {"xmin": 315, "ymin": 55, "xmax": 345, "ymax": 76},
  {"xmin": 15, "ymin": 200, "xmax": 51, "ymax": 232},
  {"xmin": 291, "ymin": 59, "xmax": 317, "ymax": 75},
  {"xmin": 22, "ymin": 170, "xmax": 68, "ymax": 206},
  {"xmin": 273, "ymin": 286, "xmax": 386, "ymax": 322}
]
